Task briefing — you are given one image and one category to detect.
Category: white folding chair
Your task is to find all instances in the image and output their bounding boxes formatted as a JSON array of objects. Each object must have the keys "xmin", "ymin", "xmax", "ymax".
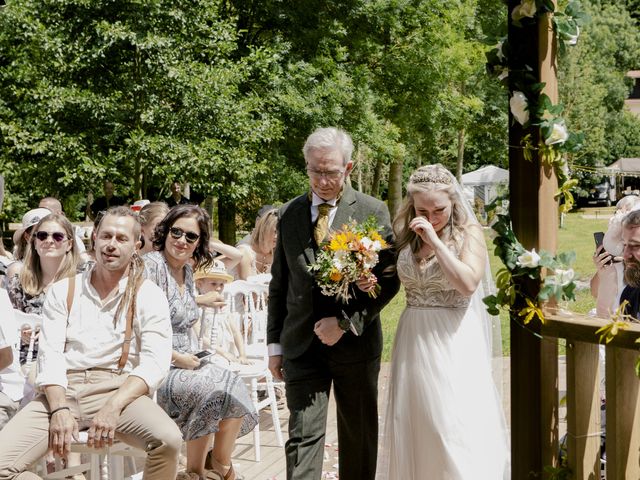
[{"xmin": 220, "ymin": 280, "xmax": 284, "ymax": 462}]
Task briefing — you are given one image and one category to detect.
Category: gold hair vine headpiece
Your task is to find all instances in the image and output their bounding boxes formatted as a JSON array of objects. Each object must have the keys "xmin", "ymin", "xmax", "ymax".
[{"xmin": 410, "ymin": 170, "xmax": 453, "ymax": 185}]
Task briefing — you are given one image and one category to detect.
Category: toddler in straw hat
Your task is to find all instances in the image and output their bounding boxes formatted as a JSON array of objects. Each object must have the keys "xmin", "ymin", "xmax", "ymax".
[{"xmin": 194, "ymin": 260, "xmax": 249, "ymax": 368}]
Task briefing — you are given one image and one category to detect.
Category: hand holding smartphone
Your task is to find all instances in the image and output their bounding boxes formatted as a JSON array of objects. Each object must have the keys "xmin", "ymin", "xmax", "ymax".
[{"xmin": 594, "ymin": 231, "xmax": 605, "ymax": 249}]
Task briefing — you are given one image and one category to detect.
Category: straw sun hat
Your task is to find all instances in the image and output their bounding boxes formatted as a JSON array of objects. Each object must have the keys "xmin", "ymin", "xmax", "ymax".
[{"xmin": 194, "ymin": 259, "xmax": 234, "ymax": 283}]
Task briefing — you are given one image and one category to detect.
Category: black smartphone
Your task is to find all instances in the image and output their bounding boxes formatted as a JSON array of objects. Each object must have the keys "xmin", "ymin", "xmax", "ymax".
[
  {"xmin": 594, "ymin": 231, "xmax": 605, "ymax": 249},
  {"xmin": 195, "ymin": 350, "xmax": 212, "ymax": 359}
]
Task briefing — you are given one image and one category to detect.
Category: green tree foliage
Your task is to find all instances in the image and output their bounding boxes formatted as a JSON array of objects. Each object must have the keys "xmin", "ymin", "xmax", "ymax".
[
  {"xmin": 0, "ymin": 0, "xmax": 287, "ymax": 232},
  {"xmin": 559, "ymin": 1, "xmax": 640, "ymax": 170},
  {"xmin": 1, "ymin": 0, "xmax": 509, "ymax": 234}
]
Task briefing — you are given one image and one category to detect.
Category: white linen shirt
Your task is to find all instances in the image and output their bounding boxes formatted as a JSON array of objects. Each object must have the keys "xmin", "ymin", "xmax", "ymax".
[
  {"xmin": 0, "ymin": 290, "xmax": 26, "ymax": 402},
  {"xmin": 36, "ymin": 268, "xmax": 172, "ymax": 393}
]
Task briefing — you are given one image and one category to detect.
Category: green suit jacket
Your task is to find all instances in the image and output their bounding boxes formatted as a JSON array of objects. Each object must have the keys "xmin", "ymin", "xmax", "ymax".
[{"xmin": 267, "ymin": 185, "xmax": 400, "ymax": 361}]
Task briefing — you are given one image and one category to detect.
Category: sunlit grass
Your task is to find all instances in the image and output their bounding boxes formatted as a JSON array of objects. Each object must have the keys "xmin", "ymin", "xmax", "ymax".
[{"xmin": 380, "ymin": 210, "xmax": 611, "ymax": 361}]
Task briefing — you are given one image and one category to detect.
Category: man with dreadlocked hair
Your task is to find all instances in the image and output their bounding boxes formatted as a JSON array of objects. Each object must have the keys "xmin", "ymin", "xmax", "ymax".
[{"xmin": 0, "ymin": 206, "xmax": 182, "ymax": 480}]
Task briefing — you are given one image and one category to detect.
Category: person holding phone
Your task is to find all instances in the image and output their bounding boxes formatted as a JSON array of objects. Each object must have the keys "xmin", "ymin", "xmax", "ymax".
[
  {"xmin": 591, "ymin": 195, "xmax": 640, "ymax": 317},
  {"xmin": 143, "ymin": 205, "xmax": 258, "ymax": 480}
]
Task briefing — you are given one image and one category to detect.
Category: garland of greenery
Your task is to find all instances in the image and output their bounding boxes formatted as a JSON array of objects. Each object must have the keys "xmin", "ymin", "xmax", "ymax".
[
  {"xmin": 483, "ymin": 0, "xmax": 587, "ymax": 324},
  {"xmin": 486, "ymin": 0, "xmax": 588, "ymax": 213}
]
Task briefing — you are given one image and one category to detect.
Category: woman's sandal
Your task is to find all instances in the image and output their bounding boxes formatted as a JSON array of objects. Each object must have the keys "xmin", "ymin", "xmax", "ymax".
[{"xmin": 205, "ymin": 451, "xmax": 240, "ymax": 480}]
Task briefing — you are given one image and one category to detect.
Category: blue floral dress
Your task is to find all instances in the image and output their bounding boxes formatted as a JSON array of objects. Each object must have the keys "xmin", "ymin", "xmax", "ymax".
[{"xmin": 143, "ymin": 251, "xmax": 258, "ymax": 441}]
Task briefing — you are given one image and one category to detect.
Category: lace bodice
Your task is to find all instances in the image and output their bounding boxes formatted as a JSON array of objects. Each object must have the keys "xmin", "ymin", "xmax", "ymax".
[{"xmin": 397, "ymin": 246, "xmax": 470, "ymax": 308}]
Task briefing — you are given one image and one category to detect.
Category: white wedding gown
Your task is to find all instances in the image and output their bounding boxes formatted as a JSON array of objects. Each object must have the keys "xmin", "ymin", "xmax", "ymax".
[{"xmin": 380, "ymin": 246, "xmax": 509, "ymax": 480}]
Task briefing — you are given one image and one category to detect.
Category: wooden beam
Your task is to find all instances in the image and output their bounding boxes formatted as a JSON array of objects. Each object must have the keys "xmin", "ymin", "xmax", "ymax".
[{"xmin": 542, "ymin": 313, "xmax": 640, "ymax": 350}]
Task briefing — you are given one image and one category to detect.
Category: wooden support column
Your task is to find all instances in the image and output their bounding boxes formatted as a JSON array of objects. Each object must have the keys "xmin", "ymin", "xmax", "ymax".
[
  {"xmin": 605, "ymin": 346, "xmax": 640, "ymax": 479},
  {"xmin": 508, "ymin": 3, "xmax": 559, "ymax": 478},
  {"xmin": 565, "ymin": 341, "xmax": 601, "ymax": 478}
]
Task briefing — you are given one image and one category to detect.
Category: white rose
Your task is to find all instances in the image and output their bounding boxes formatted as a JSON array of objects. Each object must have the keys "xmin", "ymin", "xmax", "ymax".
[
  {"xmin": 517, "ymin": 248, "xmax": 540, "ymax": 268},
  {"xmin": 545, "ymin": 122, "xmax": 569, "ymax": 145},
  {"xmin": 512, "ymin": 0, "xmax": 537, "ymax": 21},
  {"xmin": 510, "ymin": 91, "xmax": 529, "ymax": 125},
  {"xmin": 554, "ymin": 268, "xmax": 575, "ymax": 286}
]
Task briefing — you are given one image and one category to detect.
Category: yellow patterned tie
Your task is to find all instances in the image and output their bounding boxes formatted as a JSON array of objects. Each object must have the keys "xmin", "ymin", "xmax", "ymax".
[{"xmin": 314, "ymin": 203, "xmax": 332, "ymax": 245}]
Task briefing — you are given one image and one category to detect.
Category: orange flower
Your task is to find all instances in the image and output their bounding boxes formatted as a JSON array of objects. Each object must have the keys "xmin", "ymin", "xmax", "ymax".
[{"xmin": 330, "ymin": 269, "xmax": 343, "ymax": 282}]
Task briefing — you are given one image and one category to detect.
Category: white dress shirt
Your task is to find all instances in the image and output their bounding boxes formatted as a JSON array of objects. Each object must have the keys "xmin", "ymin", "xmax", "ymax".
[
  {"xmin": 36, "ymin": 267, "xmax": 172, "ymax": 393},
  {"xmin": 310, "ymin": 191, "xmax": 339, "ymax": 225},
  {"xmin": 0, "ymin": 290, "xmax": 26, "ymax": 402}
]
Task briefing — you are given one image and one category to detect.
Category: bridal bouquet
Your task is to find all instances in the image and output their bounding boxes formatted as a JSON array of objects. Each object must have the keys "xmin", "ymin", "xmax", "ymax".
[{"xmin": 309, "ymin": 216, "xmax": 388, "ymax": 303}]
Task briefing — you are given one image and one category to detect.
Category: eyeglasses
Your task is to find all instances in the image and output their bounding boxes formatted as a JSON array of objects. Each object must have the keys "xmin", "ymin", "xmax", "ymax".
[
  {"xmin": 169, "ymin": 227, "xmax": 200, "ymax": 244},
  {"xmin": 35, "ymin": 231, "xmax": 67, "ymax": 242},
  {"xmin": 306, "ymin": 168, "xmax": 345, "ymax": 180}
]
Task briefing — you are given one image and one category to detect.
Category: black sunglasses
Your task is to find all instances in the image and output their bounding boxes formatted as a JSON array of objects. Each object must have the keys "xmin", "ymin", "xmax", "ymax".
[
  {"xmin": 35, "ymin": 231, "xmax": 67, "ymax": 243},
  {"xmin": 169, "ymin": 227, "xmax": 200, "ymax": 244}
]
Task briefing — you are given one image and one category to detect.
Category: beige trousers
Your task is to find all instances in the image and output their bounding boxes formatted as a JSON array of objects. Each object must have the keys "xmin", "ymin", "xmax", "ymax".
[
  {"xmin": 0, "ymin": 370, "xmax": 182, "ymax": 480},
  {"xmin": 0, "ymin": 391, "xmax": 20, "ymax": 431}
]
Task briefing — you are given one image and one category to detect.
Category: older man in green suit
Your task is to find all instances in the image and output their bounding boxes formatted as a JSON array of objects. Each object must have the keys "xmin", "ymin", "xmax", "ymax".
[{"xmin": 267, "ymin": 127, "xmax": 400, "ymax": 480}]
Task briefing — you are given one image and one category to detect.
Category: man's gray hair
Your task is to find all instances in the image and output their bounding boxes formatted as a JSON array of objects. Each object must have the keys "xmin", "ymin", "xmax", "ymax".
[
  {"xmin": 623, "ymin": 210, "xmax": 640, "ymax": 228},
  {"xmin": 303, "ymin": 127, "xmax": 354, "ymax": 166}
]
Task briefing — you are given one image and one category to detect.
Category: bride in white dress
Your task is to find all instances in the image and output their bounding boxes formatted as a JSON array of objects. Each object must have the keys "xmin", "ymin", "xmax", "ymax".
[{"xmin": 381, "ymin": 164, "xmax": 510, "ymax": 479}]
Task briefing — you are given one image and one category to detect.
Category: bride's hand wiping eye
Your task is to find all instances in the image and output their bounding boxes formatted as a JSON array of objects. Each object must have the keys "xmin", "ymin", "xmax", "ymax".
[{"xmin": 409, "ymin": 217, "xmax": 437, "ymax": 245}]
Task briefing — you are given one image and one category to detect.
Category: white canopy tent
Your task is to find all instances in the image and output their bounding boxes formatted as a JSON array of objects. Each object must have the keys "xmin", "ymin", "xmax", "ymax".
[{"xmin": 461, "ymin": 165, "xmax": 509, "ymax": 206}]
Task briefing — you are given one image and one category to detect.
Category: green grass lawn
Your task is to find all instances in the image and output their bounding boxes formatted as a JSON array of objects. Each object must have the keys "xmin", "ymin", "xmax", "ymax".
[{"xmin": 380, "ymin": 210, "xmax": 611, "ymax": 361}]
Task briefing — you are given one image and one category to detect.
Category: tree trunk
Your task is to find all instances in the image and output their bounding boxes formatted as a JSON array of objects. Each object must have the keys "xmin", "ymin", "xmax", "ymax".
[
  {"xmin": 217, "ymin": 196, "xmax": 236, "ymax": 245},
  {"xmin": 387, "ymin": 157, "xmax": 404, "ymax": 218},
  {"xmin": 456, "ymin": 128, "xmax": 465, "ymax": 181},
  {"xmin": 134, "ymin": 156, "xmax": 142, "ymax": 200},
  {"xmin": 371, "ymin": 158, "xmax": 384, "ymax": 198}
]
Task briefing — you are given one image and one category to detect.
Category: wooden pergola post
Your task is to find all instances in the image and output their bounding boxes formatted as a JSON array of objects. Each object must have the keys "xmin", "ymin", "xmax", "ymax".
[{"xmin": 508, "ymin": 4, "xmax": 559, "ymax": 478}]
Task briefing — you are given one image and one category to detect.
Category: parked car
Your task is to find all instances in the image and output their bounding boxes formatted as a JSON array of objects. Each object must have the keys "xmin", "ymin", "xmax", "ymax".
[{"xmin": 587, "ymin": 179, "xmax": 616, "ymax": 207}]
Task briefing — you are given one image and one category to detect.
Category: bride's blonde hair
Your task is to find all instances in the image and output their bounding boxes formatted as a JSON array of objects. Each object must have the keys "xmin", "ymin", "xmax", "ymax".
[{"xmin": 393, "ymin": 164, "xmax": 472, "ymax": 254}]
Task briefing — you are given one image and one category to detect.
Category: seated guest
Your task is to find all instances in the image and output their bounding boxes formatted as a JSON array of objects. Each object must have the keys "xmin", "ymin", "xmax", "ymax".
[
  {"xmin": 138, "ymin": 202, "xmax": 170, "ymax": 255},
  {"xmin": 144, "ymin": 204, "xmax": 258, "ymax": 480},
  {"xmin": 231, "ymin": 207, "xmax": 277, "ymax": 280},
  {"xmin": 7, "ymin": 208, "xmax": 52, "ymax": 279},
  {"xmin": 0, "ymin": 206, "xmax": 181, "ymax": 478},
  {"xmin": 194, "ymin": 261, "xmax": 249, "ymax": 368},
  {"xmin": 0, "ymin": 289, "xmax": 25, "ymax": 430},
  {"xmin": 38, "ymin": 196, "xmax": 87, "ymax": 256},
  {"xmin": 7, "ymin": 213, "xmax": 80, "ymax": 366}
]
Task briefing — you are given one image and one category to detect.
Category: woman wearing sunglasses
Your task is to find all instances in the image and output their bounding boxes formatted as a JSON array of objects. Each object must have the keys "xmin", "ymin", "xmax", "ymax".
[
  {"xmin": 8, "ymin": 213, "xmax": 81, "ymax": 363},
  {"xmin": 143, "ymin": 204, "xmax": 257, "ymax": 480}
]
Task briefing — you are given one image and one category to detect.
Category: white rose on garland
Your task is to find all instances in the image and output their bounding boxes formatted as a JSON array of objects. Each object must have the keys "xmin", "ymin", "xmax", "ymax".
[
  {"xmin": 545, "ymin": 122, "xmax": 569, "ymax": 145},
  {"xmin": 517, "ymin": 248, "xmax": 541, "ymax": 268},
  {"xmin": 510, "ymin": 91, "xmax": 529, "ymax": 125},
  {"xmin": 547, "ymin": 268, "xmax": 575, "ymax": 287}
]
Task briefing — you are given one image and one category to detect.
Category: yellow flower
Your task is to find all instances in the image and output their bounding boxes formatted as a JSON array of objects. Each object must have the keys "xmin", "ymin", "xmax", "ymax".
[
  {"xmin": 518, "ymin": 297, "xmax": 545, "ymax": 325},
  {"xmin": 329, "ymin": 235, "xmax": 348, "ymax": 252},
  {"xmin": 330, "ymin": 269, "xmax": 342, "ymax": 282}
]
